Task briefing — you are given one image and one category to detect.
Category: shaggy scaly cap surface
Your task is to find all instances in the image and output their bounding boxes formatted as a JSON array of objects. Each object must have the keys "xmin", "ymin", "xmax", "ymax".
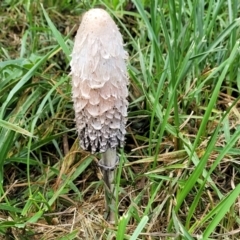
[{"xmin": 70, "ymin": 8, "xmax": 128, "ymax": 153}]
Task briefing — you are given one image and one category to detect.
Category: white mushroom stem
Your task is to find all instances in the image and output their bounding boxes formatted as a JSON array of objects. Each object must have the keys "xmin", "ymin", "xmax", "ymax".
[{"xmin": 100, "ymin": 148, "xmax": 118, "ymax": 222}]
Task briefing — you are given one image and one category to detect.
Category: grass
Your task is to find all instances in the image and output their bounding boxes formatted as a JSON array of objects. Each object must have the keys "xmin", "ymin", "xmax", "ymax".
[{"xmin": 0, "ymin": 0, "xmax": 240, "ymax": 239}]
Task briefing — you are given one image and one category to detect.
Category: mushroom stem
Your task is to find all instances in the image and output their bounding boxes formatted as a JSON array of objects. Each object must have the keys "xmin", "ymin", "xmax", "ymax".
[{"xmin": 101, "ymin": 148, "xmax": 118, "ymax": 223}]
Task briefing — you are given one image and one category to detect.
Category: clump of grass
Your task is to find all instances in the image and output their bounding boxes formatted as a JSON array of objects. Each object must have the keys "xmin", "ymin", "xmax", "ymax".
[{"xmin": 0, "ymin": 0, "xmax": 240, "ymax": 239}]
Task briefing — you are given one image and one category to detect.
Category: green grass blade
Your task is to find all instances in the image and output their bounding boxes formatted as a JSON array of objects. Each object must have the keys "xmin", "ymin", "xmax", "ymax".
[
  {"xmin": 41, "ymin": 4, "xmax": 71, "ymax": 60},
  {"xmin": 0, "ymin": 119, "xmax": 34, "ymax": 137},
  {"xmin": 203, "ymin": 184, "xmax": 240, "ymax": 238},
  {"xmin": 130, "ymin": 216, "xmax": 149, "ymax": 240}
]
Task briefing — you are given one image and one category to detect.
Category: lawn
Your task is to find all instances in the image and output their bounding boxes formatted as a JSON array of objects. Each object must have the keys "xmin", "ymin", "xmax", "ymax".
[{"xmin": 0, "ymin": 0, "xmax": 240, "ymax": 239}]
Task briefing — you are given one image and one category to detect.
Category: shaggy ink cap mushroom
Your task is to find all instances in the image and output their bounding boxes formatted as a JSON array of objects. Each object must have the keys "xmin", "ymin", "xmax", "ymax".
[{"xmin": 70, "ymin": 8, "xmax": 129, "ymax": 153}]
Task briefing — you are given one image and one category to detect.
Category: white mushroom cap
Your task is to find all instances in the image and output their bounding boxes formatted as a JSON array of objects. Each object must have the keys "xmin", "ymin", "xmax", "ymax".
[{"xmin": 70, "ymin": 8, "xmax": 128, "ymax": 153}]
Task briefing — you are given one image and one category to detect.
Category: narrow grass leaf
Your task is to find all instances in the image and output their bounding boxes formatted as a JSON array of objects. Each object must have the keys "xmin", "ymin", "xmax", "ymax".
[
  {"xmin": 130, "ymin": 216, "xmax": 149, "ymax": 240},
  {"xmin": 47, "ymin": 157, "xmax": 92, "ymax": 207},
  {"xmin": 116, "ymin": 213, "xmax": 130, "ymax": 240},
  {"xmin": 0, "ymin": 204, "xmax": 22, "ymax": 213},
  {"xmin": 193, "ymin": 40, "xmax": 239, "ymax": 150},
  {"xmin": 143, "ymin": 181, "xmax": 163, "ymax": 216},
  {"xmin": 41, "ymin": 4, "xmax": 71, "ymax": 61},
  {"xmin": 175, "ymin": 126, "xmax": 220, "ymax": 212},
  {"xmin": 131, "ymin": 0, "xmax": 161, "ymax": 62},
  {"xmin": 27, "ymin": 210, "xmax": 44, "ymax": 224},
  {"xmin": 172, "ymin": 211, "xmax": 194, "ymax": 240},
  {"xmin": 0, "ymin": 45, "xmax": 62, "ymax": 118},
  {"xmin": 0, "ymin": 119, "xmax": 34, "ymax": 137},
  {"xmin": 0, "ymin": 129, "xmax": 15, "ymax": 186},
  {"xmin": 203, "ymin": 184, "xmax": 240, "ymax": 238},
  {"xmin": 200, "ymin": 17, "xmax": 240, "ymax": 63},
  {"xmin": 58, "ymin": 230, "xmax": 78, "ymax": 240},
  {"xmin": 189, "ymin": 126, "xmax": 240, "ymax": 231}
]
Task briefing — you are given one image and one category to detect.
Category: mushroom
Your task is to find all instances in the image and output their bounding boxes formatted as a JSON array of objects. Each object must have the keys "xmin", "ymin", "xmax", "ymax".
[{"xmin": 70, "ymin": 8, "xmax": 128, "ymax": 222}]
